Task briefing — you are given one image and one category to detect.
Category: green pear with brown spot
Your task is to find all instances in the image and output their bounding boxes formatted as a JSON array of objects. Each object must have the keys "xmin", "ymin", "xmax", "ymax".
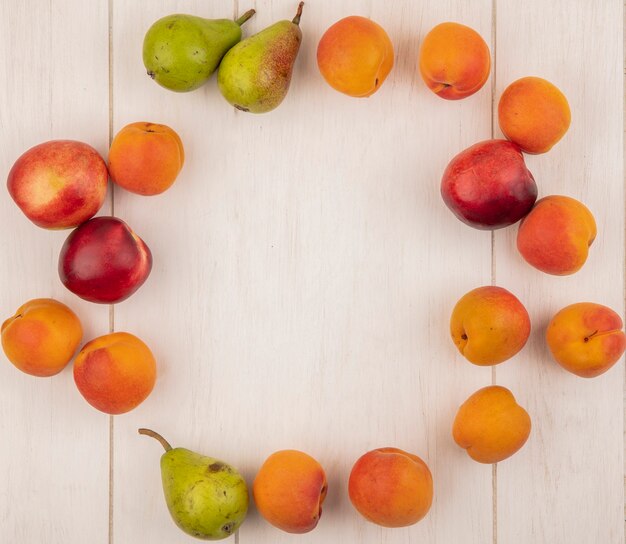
[
  {"xmin": 217, "ymin": 2, "xmax": 305, "ymax": 113},
  {"xmin": 139, "ymin": 429, "xmax": 249, "ymax": 540}
]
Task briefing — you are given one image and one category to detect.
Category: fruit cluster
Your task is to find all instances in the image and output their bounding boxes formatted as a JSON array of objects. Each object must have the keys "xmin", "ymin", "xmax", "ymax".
[{"xmin": 2, "ymin": 2, "xmax": 623, "ymax": 542}]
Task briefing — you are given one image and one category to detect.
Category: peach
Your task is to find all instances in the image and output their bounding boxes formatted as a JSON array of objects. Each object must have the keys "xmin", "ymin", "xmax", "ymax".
[
  {"xmin": 73, "ymin": 332, "xmax": 156, "ymax": 414},
  {"xmin": 1, "ymin": 298, "xmax": 82, "ymax": 377},
  {"xmin": 517, "ymin": 195, "xmax": 596, "ymax": 275},
  {"xmin": 7, "ymin": 140, "xmax": 108, "ymax": 229},
  {"xmin": 108, "ymin": 122, "xmax": 184, "ymax": 196},
  {"xmin": 450, "ymin": 286, "xmax": 531, "ymax": 366},
  {"xmin": 253, "ymin": 450, "xmax": 327, "ymax": 534},
  {"xmin": 453, "ymin": 386, "xmax": 531, "ymax": 463},
  {"xmin": 348, "ymin": 447, "xmax": 433, "ymax": 528},
  {"xmin": 317, "ymin": 16, "xmax": 394, "ymax": 97},
  {"xmin": 419, "ymin": 22, "xmax": 490, "ymax": 100},
  {"xmin": 498, "ymin": 76, "xmax": 571, "ymax": 154},
  {"xmin": 546, "ymin": 303, "xmax": 626, "ymax": 378}
]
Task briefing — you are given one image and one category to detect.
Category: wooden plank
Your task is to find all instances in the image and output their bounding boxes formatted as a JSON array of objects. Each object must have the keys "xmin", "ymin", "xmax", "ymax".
[
  {"xmin": 112, "ymin": 0, "xmax": 494, "ymax": 542},
  {"xmin": 494, "ymin": 1, "xmax": 624, "ymax": 543},
  {"xmin": 0, "ymin": 0, "xmax": 110, "ymax": 541}
]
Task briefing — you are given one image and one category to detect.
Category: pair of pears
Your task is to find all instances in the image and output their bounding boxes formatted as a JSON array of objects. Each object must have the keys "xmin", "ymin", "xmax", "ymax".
[
  {"xmin": 143, "ymin": 3, "xmax": 304, "ymax": 113},
  {"xmin": 139, "ymin": 428, "xmax": 248, "ymax": 540}
]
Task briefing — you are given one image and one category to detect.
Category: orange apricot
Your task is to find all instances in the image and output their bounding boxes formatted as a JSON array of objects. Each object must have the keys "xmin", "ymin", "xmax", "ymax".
[
  {"xmin": 108, "ymin": 122, "xmax": 184, "ymax": 196},
  {"xmin": 317, "ymin": 16, "xmax": 394, "ymax": 97},
  {"xmin": 546, "ymin": 302, "xmax": 626, "ymax": 378},
  {"xmin": 450, "ymin": 286, "xmax": 531, "ymax": 366},
  {"xmin": 498, "ymin": 76, "xmax": 571, "ymax": 153},
  {"xmin": 1, "ymin": 298, "xmax": 82, "ymax": 377},
  {"xmin": 348, "ymin": 447, "xmax": 433, "ymax": 528},
  {"xmin": 253, "ymin": 450, "xmax": 327, "ymax": 534},
  {"xmin": 453, "ymin": 385, "xmax": 531, "ymax": 463},
  {"xmin": 517, "ymin": 195, "xmax": 596, "ymax": 275},
  {"xmin": 73, "ymin": 332, "xmax": 156, "ymax": 414},
  {"xmin": 419, "ymin": 22, "xmax": 491, "ymax": 100}
]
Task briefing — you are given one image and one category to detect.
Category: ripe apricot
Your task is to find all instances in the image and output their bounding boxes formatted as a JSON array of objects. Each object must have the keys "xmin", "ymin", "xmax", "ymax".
[
  {"xmin": 317, "ymin": 16, "xmax": 394, "ymax": 97},
  {"xmin": 547, "ymin": 302, "xmax": 626, "ymax": 378},
  {"xmin": 348, "ymin": 447, "xmax": 433, "ymax": 527},
  {"xmin": 517, "ymin": 195, "xmax": 596, "ymax": 275},
  {"xmin": 450, "ymin": 286, "xmax": 531, "ymax": 366},
  {"xmin": 453, "ymin": 386, "xmax": 531, "ymax": 463},
  {"xmin": 253, "ymin": 450, "xmax": 327, "ymax": 534},
  {"xmin": 1, "ymin": 298, "xmax": 83, "ymax": 377},
  {"xmin": 73, "ymin": 332, "xmax": 156, "ymax": 414},
  {"xmin": 108, "ymin": 122, "xmax": 184, "ymax": 195},
  {"xmin": 498, "ymin": 76, "xmax": 571, "ymax": 153},
  {"xmin": 419, "ymin": 22, "xmax": 491, "ymax": 100}
]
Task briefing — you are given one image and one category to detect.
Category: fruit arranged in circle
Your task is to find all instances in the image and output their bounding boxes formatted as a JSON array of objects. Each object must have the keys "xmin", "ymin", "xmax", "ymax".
[
  {"xmin": 546, "ymin": 302, "xmax": 626, "ymax": 378},
  {"xmin": 108, "ymin": 122, "xmax": 185, "ymax": 196},
  {"xmin": 419, "ymin": 22, "xmax": 491, "ymax": 100},
  {"xmin": 1, "ymin": 298, "xmax": 82, "ymax": 377},
  {"xmin": 218, "ymin": 2, "xmax": 304, "ymax": 113},
  {"xmin": 517, "ymin": 195, "xmax": 596, "ymax": 275},
  {"xmin": 317, "ymin": 16, "xmax": 394, "ymax": 97},
  {"xmin": 139, "ymin": 428, "xmax": 249, "ymax": 540},
  {"xmin": 453, "ymin": 385, "xmax": 531, "ymax": 463},
  {"xmin": 253, "ymin": 449, "xmax": 327, "ymax": 533},
  {"xmin": 142, "ymin": 9, "xmax": 256, "ymax": 92},
  {"xmin": 58, "ymin": 216, "xmax": 152, "ymax": 304},
  {"xmin": 498, "ymin": 76, "xmax": 571, "ymax": 154},
  {"xmin": 74, "ymin": 332, "xmax": 156, "ymax": 414},
  {"xmin": 450, "ymin": 285, "xmax": 531, "ymax": 366},
  {"xmin": 441, "ymin": 139, "xmax": 537, "ymax": 229},
  {"xmin": 348, "ymin": 447, "xmax": 433, "ymax": 528},
  {"xmin": 7, "ymin": 140, "xmax": 108, "ymax": 229}
]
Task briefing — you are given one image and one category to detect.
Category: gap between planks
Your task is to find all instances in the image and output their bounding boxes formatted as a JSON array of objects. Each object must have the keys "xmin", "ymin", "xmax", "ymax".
[
  {"xmin": 490, "ymin": 0, "xmax": 498, "ymax": 543},
  {"xmin": 108, "ymin": 0, "xmax": 115, "ymax": 543}
]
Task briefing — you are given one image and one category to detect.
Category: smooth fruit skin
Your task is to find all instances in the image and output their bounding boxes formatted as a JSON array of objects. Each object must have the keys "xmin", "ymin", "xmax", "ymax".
[
  {"xmin": 317, "ymin": 16, "xmax": 394, "ymax": 97},
  {"xmin": 517, "ymin": 195, "xmax": 596, "ymax": 275},
  {"xmin": 139, "ymin": 429, "xmax": 249, "ymax": 540},
  {"xmin": 108, "ymin": 122, "xmax": 185, "ymax": 196},
  {"xmin": 7, "ymin": 140, "xmax": 108, "ymax": 229},
  {"xmin": 58, "ymin": 216, "xmax": 152, "ymax": 304},
  {"xmin": 546, "ymin": 303, "xmax": 626, "ymax": 378},
  {"xmin": 253, "ymin": 450, "xmax": 327, "ymax": 534},
  {"xmin": 217, "ymin": 4, "xmax": 303, "ymax": 113},
  {"xmin": 450, "ymin": 286, "xmax": 531, "ymax": 366},
  {"xmin": 450, "ymin": 285, "xmax": 530, "ymax": 366},
  {"xmin": 441, "ymin": 139, "xmax": 537, "ymax": 229},
  {"xmin": 419, "ymin": 22, "xmax": 490, "ymax": 100},
  {"xmin": 1, "ymin": 298, "xmax": 82, "ymax": 377},
  {"xmin": 73, "ymin": 332, "xmax": 156, "ymax": 414},
  {"xmin": 498, "ymin": 76, "xmax": 571, "ymax": 154},
  {"xmin": 348, "ymin": 448, "xmax": 433, "ymax": 528},
  {"xmin": 143, "ymin": 13, "xmax": 250, "ymax": 92},
  {"xmin": 453, "ymin": 386, "xmax": 531, "ymax": 464}
]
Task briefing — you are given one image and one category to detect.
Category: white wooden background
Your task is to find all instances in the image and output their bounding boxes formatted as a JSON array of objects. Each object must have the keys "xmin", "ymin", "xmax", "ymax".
[{"xmin": 0, "ymin": 1, "xmax": 623, "ymax": 543}]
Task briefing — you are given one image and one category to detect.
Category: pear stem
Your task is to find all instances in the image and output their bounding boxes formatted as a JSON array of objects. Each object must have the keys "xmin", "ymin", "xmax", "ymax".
[
  {"xmin": 292, "ymin": 2, "xmax": 304, "ymax": 25},
  {"xmin": 235, "ymin": 9, "xmax": 255, "ymax": 26},
  {"xmin": 138, "ymin": 428, "xmax": 172, "ymax": 452}
]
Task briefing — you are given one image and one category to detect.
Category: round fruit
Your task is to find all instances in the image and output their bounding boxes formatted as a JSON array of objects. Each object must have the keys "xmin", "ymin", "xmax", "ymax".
[
  {"xmin": 1, "ymin": 298, "xmax": 82, "ymax": 377},
  {"xmin": 73, "ymin": 332, "xmax": 156, "ymax": 414}
]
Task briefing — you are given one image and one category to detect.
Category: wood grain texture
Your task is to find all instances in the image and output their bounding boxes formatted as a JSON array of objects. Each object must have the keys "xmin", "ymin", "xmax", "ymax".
[
  {"xmin": 494, "ymin": 1, "xmax": 624, "ymax": 543},
  {"xmin": 0, "ymin": 0, "xmax": 110, "ymax": 541},
  {"xmin": 0, "ymin": 0, "xmax": 623, "ymax": 542}
]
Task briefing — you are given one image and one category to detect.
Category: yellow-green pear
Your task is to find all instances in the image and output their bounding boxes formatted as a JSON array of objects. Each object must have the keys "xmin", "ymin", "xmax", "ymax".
[{"xmin": 139, "ymin": 428, "xmax": 249, "ymax": 540}]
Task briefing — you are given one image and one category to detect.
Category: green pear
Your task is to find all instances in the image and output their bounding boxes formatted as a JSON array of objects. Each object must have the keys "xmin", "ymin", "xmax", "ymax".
[
  {"xmin": 217, "ymin": 2, "xmax": 305, "ymax": 113},
  {"xmin": 139, "ymin": 428, "xmax": 249, "ymax": 540},
  {"xmin": 143, "ymin": 9, "xmax": 255, "ymax": 93}
]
